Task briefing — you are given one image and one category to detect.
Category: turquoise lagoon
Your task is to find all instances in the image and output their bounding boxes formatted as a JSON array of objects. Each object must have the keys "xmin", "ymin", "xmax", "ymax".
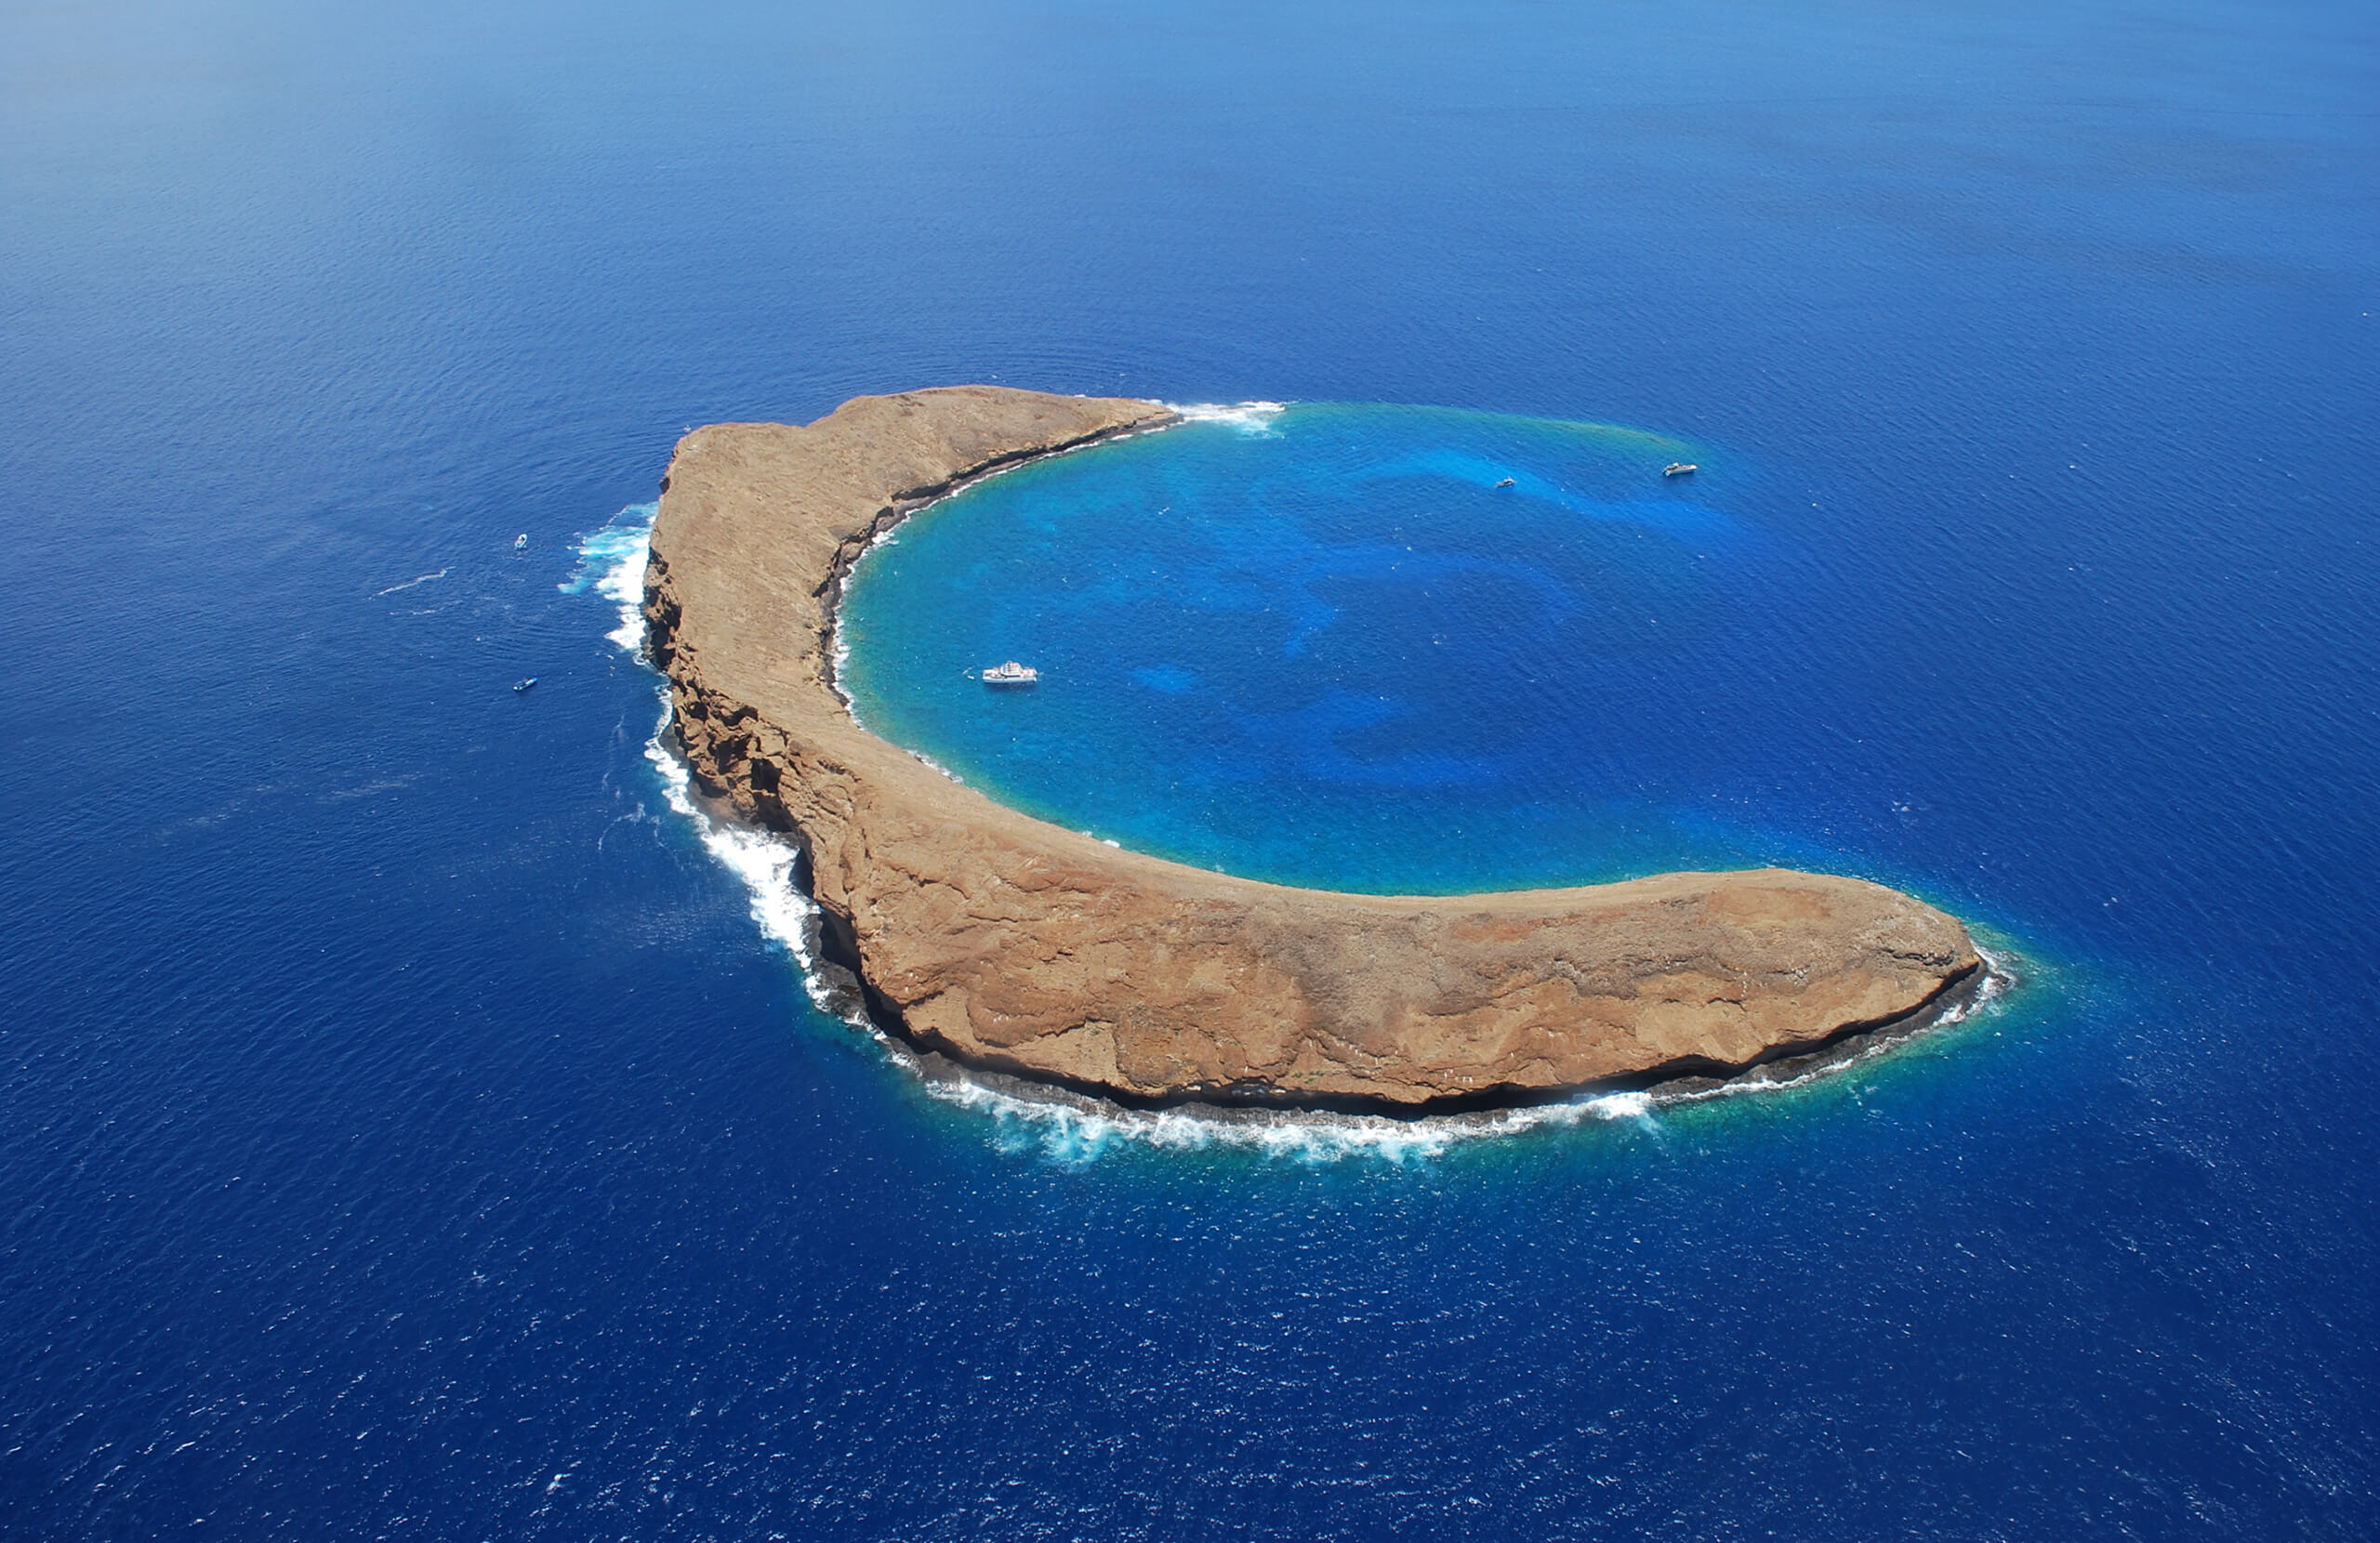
[{"xmin": 840, "ymin": 402, "xmax": 1928, "ymax": 901}]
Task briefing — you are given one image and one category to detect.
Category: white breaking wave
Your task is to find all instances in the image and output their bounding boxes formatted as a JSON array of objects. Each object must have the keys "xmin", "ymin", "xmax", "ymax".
[
  {"xmin": 920, "ymin": 1075, "xmax": 1668, "ymax": 1165},
  {"xmin": 638, "ymin": 690, "xmax": 873, "ymax": 1028},
  {"xmin": 561, "ymin": 501, "xmax": 658, "ymax": 653},
  {"xmin": 568, "ymin": 484, "xmax": 2007, "ymax": 1164},
  {"xmin": 1166, "ymin": 400, "xmax": 1287, "ymax": 433}
]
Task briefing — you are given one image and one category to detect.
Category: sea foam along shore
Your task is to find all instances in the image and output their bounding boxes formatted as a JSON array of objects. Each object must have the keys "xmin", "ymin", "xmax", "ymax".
[
  {"xmin": 573, "ymin": 495, "xmax": 2010, "ymax": 1162},
  {"xmin": 1162, "ymin": 399, "xmax": 1286, "ymax": 432}
]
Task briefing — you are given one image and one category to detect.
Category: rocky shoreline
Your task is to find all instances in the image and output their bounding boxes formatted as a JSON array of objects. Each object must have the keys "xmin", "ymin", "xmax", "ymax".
[{"xmin": 642, "ymin": 386, "xmax": 1982, "ymax": 1113}]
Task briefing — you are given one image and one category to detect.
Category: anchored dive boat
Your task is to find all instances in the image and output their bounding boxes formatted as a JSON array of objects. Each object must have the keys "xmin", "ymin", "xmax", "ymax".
[{"xmin": 980, "ymin": 661, "xmax": 1038, "ymax": 687}]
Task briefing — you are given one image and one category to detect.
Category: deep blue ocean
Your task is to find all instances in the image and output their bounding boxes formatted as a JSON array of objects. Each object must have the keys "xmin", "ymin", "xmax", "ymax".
[{"xmin": 5, "ymin": 1, "xmax": 2375, "ymax": 1537}]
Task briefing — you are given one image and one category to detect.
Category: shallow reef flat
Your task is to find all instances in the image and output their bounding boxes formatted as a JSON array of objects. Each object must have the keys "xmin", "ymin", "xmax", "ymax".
[{"xmin": 643, "ymin": 386, "xmax": 1981, "ymax": 1112}]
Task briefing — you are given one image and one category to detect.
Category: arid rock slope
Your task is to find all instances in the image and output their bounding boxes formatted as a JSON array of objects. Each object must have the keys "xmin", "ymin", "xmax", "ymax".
[{"xmin": 644, "ymin": 386, "xmax": 1981, "ymax": 1110}]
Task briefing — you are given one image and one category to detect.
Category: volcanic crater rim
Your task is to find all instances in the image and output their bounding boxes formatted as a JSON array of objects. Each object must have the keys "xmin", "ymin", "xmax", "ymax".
[{"xmin": 642, "ymin": 386, "xmax": 1986, "ymax": 1113}]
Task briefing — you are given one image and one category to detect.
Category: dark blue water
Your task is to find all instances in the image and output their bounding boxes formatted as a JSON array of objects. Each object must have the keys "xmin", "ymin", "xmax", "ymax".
[{"xmin": 5, "ymin": 1, "xmax": 2375, "ymax": 1537}]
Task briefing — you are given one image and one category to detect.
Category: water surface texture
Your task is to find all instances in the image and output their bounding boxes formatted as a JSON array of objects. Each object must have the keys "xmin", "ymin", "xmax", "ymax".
[{"xmin": 4, "ymin": 0, "xmax": 2376, "ymax": 1538}]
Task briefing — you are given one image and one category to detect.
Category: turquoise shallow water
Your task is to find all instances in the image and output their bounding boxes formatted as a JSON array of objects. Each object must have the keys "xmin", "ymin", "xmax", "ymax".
[{"xmin": 843, "ymin": 402, "xmax": 1917, "ymax": 899}]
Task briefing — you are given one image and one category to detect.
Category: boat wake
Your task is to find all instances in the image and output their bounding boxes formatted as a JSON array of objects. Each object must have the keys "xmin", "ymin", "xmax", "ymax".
[{"xmin": 374, "ymin": 567, "xmax": 448, "ymax": 597}]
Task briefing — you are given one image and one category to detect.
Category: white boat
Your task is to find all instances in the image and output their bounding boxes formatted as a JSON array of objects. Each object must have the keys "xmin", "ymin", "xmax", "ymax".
[
  {"xmin": 1662, "ymin": 462, "xmax": 1698, "ymax": 478},
  {"xmin": 980, "ymin": 661, "xmax": 1038, "ymax": 687},
  {"xmin": 513, "ymin": 533, "xmax": 529, "ymax": 549}
]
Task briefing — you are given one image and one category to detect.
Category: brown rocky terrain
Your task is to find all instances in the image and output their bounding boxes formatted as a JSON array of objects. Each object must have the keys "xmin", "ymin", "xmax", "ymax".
[{"xmin": 643, "ymin": 386, "xmax": 1981, "ymax": 1111}]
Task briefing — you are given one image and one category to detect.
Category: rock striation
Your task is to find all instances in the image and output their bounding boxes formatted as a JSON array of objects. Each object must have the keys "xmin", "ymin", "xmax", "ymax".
[{"xmin": 643, "ymin": 386, "xmax": 1981, "ymax": 1111}]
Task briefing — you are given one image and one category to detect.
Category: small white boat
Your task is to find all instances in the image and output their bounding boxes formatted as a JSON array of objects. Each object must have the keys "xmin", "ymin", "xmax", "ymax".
[
  {"xmin": 513, "ymin": 677, "xmax": 537, "ymax": 693},
  {"xmin": 513, "ymin": 533, "xmax": 529, "ymax": 549},
  {"xmin": 980, "ymin": 661, "xmax": 1038, "ymax": 687},
  {"xmin": 1495, "ymin": 477, "xmax": 1515, "ymax": 489},
  {"xmin": 1662, "ymin": 462, "xmax": 1698, "ymax": 478}
]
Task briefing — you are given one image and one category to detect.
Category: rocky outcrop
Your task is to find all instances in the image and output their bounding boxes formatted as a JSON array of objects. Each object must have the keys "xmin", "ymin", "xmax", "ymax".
[{"xmin": 645, "ymin": 386, "xmax": 1981, "ymax": 1111}]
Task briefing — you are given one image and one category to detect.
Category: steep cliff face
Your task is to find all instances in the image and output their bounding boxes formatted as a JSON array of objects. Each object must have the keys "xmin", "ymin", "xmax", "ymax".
[{"xmin": 643, "ymin": 386, "xmax": 1981, "ymax": 1110}]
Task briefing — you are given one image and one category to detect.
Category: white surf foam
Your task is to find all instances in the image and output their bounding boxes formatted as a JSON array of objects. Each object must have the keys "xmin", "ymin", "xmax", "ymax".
[
  {"xmin": 571, "ymin": 506, "xmax": 869, "ymax": 1028},
  {"xmin": 637, "ymin": 692, "xmax": 873, "ymax": 1027},
  {"xmin": 919, "ymin": 1075, "xmax": 1612, "ymax": 1165},
  {"xmin": 561, "ymin": 500, "xmax": 658, "ymax": 653},
  {"xmin": 1165, "ymin": 400, "xmax": 1287, "ymax": 433}
]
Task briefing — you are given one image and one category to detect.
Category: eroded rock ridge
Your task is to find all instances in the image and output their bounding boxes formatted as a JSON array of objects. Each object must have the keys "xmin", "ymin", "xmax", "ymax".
[{"xmin": 644, "ymin": 386, "xmax": 1981, "ymax": 1110}]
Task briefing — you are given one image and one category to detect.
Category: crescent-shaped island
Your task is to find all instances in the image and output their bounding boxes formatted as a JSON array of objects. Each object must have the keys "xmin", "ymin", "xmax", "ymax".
[{"xmin": 642, "ymin": 386, "xmax": 1983, "ymax": 1112}]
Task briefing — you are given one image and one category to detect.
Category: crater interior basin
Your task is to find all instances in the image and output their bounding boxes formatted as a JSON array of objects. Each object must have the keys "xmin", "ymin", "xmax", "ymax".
[{"xmin": 840, "ymin": 401, "xmax": 1861, "ymax": 896}]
